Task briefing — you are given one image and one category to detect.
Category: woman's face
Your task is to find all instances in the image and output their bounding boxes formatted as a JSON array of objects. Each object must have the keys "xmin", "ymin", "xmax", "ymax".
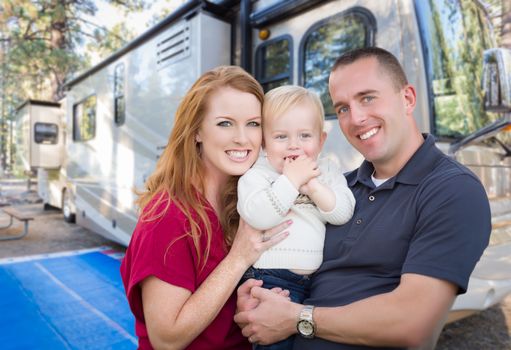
[{"xmin": 196, "ymin": 86, "xmax": 262, "ymax": 184}]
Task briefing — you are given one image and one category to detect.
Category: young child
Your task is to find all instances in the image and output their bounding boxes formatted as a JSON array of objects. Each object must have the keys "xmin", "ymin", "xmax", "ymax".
[{"xmin": 237, "ymin": 85, "xmax": 356, "ymax": 349}]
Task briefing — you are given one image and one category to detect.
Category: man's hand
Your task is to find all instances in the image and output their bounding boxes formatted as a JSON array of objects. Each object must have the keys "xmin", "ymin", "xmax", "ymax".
[
  {"xmin": 234, "ymin": 286, "xmax": 302, "ymax": 345},
  {"xmin": 236, "ymin": 279, "xmax": 263, "ymax": 315},
  {"xmin": 236, "ymin": 279, "xmax": 291, "ymax": 325}
]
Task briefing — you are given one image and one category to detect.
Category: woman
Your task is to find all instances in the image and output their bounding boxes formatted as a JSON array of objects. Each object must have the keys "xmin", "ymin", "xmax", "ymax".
[{"xmin": 120, "ymin": 66, "xmax": 290, "ymax": 349}]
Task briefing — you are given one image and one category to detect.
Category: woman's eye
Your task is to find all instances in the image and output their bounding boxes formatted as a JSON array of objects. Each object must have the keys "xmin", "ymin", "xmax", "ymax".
[
  {"xmin": 217, "ymin": 121, "xmax": 232, "ymax": 127},
  {"xmin": 248, "ymin": 121, "xmax": 261, "ymax": 127}
]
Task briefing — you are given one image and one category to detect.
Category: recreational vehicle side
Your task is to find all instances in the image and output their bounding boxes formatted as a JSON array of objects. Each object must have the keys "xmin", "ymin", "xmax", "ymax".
[
  {"xmin": 23, "ymin": 0, "xmax": 511, "ymax": 323},
  {"xmin": 15, "ymin": 100, "xmax": 64, "ymax": 172},
  {"xmin": 43, "ymin": 9, "xmax": 230, "ymax": 244}
]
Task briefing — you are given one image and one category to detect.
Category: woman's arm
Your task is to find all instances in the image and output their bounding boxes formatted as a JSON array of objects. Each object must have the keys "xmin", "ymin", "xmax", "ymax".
[{"xmin": 141, "ymin": 219, "xmax": 290, "ymax": 350}]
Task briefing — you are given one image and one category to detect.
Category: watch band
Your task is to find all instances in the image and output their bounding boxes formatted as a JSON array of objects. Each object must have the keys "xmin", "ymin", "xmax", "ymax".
[
  {"xmin": 301, "ymin": 305, "xmax": 314, "ymax": 321},
  {"xmin": 297, "ymin": 305, "xmax": 315, "ymax": 338}
]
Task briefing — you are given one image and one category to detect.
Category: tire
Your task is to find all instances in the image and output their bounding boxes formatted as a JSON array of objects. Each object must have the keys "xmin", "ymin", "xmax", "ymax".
[
  {"xmin": 62, "ymin": 190, "xmax": 76, "ymax": 223},
  {"xmin": 43, "ymin": 203, "xmax": 59, "ymax": 211}
]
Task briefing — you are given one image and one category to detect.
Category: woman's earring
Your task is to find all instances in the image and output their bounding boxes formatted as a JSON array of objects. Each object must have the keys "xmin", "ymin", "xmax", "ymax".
[{"xmin": 195, "ymin": 135, "xmax": 202, "ymax": 155}]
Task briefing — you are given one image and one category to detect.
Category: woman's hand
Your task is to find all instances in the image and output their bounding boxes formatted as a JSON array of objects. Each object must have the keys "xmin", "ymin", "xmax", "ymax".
[{"xmin": 228, "ymin": 219, "xmax": 291, "ymax": 269}]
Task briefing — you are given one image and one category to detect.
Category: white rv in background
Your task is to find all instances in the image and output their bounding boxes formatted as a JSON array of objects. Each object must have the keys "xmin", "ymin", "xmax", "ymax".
[
  {"xmin": 15, "ymin": 100, "xmax": 65, "ymax": 171},
  {"xmin": 16, "ymin": 0, "xmax": 511, "ymax": 324}
]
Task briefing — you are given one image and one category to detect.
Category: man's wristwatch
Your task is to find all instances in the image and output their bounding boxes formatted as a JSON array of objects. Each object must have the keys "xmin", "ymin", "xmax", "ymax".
[{"xmin": 297, "ymin": 305, "xmax": 315, "ymax": 338}]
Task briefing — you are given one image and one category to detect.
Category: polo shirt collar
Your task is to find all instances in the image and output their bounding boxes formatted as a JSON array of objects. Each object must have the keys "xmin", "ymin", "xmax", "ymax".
[{"xmin": 349, "ymin": 134, "xmax": 441, "ymax": 188}]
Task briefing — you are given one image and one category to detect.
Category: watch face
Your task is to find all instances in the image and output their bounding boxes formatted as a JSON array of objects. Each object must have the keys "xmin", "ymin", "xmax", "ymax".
[{"xmin": 298, "ymin": 320, "xmax": 314, "ymax": 336}]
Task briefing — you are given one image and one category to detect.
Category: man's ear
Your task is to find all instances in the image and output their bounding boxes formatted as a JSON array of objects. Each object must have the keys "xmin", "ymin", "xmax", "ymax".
[{"xmin": 403, "ymin": 85, "xmax": 417, "ymax": 113}]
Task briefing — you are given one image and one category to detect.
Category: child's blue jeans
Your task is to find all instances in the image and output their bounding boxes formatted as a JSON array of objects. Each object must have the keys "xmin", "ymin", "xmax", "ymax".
[{"xmin": 241, "ymin": 267, "xmax": 312, "ymax": 350}]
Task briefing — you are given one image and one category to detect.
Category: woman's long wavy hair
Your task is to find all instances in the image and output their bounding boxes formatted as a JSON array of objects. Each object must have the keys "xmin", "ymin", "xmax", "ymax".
[{"xmin": 136, "ymin": 66, "xmax": 264, "ymax": 269}]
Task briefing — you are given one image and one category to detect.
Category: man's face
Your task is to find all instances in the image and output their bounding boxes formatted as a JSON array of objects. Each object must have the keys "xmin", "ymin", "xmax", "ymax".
[{"xmin": 328, "ymin": 57, "xmax": 416, "ymax": 170}]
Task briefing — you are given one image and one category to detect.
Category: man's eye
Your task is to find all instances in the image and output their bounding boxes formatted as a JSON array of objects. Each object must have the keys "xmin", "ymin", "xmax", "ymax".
[
  {"xmin": 363, "ymin": 96, "xmax": 375, "ymax": 103},
  {"xmin": 338, "ymin": 106, "xmax": 349, "ymax": 114},
  {"xmin": 217, "ymin": 121, "xmax": 232, "ymax": 127}
]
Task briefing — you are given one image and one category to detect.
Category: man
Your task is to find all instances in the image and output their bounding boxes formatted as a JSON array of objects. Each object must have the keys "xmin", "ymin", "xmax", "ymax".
[{"xmin": 234, "ymin": 47, "xmax": 491, "ymax": 349}]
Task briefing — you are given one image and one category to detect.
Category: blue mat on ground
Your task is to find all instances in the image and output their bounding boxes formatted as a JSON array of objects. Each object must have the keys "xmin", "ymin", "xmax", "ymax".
[{"xmin": 0, "ymin": 248, "xmax": 136, "ymax": 350}]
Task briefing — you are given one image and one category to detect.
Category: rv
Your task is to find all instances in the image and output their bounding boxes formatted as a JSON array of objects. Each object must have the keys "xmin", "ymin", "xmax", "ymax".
[{"xmin": 17, "ymin": 0, "xmax": 511, "ymax": 322}]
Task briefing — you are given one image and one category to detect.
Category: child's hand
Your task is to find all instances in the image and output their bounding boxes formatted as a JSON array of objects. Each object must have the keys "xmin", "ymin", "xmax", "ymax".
[
  {"xmin": 299, "ymin": 177, "xmax": 322, "ymax": 196},
  {"xmin": 283, "ymin": 155, "xmax": 320, "ymax": 190}
]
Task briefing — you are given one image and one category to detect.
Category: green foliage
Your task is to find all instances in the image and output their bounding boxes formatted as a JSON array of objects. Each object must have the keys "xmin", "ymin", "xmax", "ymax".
[
  {"xmin": 0, "ymin": 0, "xmax": 155, "ymax": 99},
  {"xmin": 0, "ymin": 0, "xmax": 153, "ymax": 171}
]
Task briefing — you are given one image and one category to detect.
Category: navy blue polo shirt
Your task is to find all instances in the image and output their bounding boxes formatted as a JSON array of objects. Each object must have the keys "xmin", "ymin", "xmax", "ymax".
[{"xmin": 294, "ymin": 134, "xmax": 491, "ymax": 350}]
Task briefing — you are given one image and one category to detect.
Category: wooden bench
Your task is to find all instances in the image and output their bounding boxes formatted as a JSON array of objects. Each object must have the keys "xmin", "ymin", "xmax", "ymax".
[{"xmin": 0, "ymin": 206, "xmax": 35, "ymax": 241}]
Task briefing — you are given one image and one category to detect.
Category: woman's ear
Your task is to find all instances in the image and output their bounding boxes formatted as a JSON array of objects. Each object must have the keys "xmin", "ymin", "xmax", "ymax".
[{"xmin": 195, "ymin": 133, "xmax": 202, "ymax": 143}]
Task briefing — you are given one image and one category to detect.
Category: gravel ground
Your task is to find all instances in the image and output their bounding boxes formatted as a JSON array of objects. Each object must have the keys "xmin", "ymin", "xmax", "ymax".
[
  {"xmin": 0, "ymin": 179, "xmax": 125, "ymax": 259},
  {"xmin": 0, "ymin": 179, "xmax": 510, "ymax": 349},
  {"xmin": 437, "ymin": 298, "xmax": 511, "ymax": 349}
]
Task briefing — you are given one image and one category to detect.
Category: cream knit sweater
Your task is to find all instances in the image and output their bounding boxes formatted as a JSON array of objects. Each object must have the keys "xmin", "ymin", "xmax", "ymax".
[{"xmin": 237, "ymin": 156, "xmax": 355, "ymax": 272}]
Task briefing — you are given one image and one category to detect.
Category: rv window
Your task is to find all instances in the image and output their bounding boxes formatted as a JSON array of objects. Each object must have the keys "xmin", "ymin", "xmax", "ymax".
[
  {"xmin": 73, "ymin": 95, "xmax": 96, "ymax": 142},
  {"xmin": 34, "ymin": 122, "xmax": 58, "ymax": 145},
  {"xmin": 416, "ymin": 0, "xmax": 495, "ymax": 138},
  {"xmin": 114, "ymin": 63, "xmax": 125, "ymax": 126},
  {"xmin": 256, "ymin": 35, "xmax": 292, "ymax": 92},
  {"xmin": 301, "ymin": 10, "xmax": 375, "ymax": 117}
]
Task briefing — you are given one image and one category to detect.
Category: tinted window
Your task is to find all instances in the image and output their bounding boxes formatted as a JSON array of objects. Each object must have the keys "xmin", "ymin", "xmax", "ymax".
[
  {"xmin": 256, "ymin": 36, "xmax": 292, "ymax": 92},
  {"xmin": 73, "ymin": 95, "xmax": 96, "ymax": 142},
  {"xmin": 302, "ymin": 10, "xmax": 375, "ymax": 117},
  {"xmin": 34, "ymin": 122, "xmax": 58, "ymax": 144}
]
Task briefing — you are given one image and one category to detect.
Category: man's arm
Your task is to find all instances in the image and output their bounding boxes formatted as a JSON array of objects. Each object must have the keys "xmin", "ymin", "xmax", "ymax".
[
  {"xmin": 235, "ymin": 273, "xmax": 457, "ymax": 347},
  {"xmin": 314, "ymin": 273, "xmax": 456, "ymax": 347}
]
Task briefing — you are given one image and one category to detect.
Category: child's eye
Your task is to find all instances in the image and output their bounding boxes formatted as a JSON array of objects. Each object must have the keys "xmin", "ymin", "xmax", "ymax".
[
  {"xmin": 300, "ymin": 133, "xmax": 312, "ymax": 139},
  {"xmin": 275, "ymin": 134, "xmax": 287, "ymax": 140},
  {"xmin": 217, "ymin": 120, "xmax": 232, "ymax": 127}
]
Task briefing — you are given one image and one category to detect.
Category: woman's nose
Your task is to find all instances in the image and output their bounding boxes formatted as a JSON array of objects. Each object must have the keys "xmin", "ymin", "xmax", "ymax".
[{"xmin": 233, "ymin": 127, "xmax": 248, "ymax": 144}]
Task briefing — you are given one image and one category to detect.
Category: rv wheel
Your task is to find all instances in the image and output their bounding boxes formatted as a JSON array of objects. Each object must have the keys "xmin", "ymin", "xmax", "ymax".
[{"xmin": 62, "ymin": 190, "xmax": 76, "ymax": 223}]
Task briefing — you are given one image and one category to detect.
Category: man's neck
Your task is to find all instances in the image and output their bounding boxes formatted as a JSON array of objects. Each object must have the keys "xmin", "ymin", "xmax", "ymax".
[{"xmin": 373, "ymin": 133, "xmax": 425, "ymax": 179}]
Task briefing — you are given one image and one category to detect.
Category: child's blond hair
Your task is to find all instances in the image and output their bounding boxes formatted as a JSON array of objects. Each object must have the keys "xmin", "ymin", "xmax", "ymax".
[{"xmin": 263, "ymin": 85, "xmax": 325, "ymax": 132}]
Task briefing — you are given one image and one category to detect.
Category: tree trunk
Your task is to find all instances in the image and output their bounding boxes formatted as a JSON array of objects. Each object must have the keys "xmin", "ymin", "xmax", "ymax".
[
  {"xmin": 50, "ymin": 0, "xmax": 68, "ymax": 101},
  {"xmin": 502, "ymin": 0, "xmax": 511, "ymax": 48}
]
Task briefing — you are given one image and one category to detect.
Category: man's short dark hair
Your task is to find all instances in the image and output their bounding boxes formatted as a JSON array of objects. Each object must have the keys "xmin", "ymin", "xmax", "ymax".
[{"xmin": 332, "ymin": 47, "xmax": 408, "ymax": 90}]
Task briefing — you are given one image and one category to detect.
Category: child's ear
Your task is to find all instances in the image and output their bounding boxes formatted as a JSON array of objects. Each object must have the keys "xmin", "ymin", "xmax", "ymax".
[{"xmin": 320, "ymin": 131, "xmax": 327, "ymax": 147}]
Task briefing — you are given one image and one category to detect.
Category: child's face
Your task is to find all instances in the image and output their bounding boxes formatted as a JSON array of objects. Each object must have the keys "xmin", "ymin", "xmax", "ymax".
[{"xmin": 264, "ymin": 101, "xmax": 326, "ymax": 173}]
